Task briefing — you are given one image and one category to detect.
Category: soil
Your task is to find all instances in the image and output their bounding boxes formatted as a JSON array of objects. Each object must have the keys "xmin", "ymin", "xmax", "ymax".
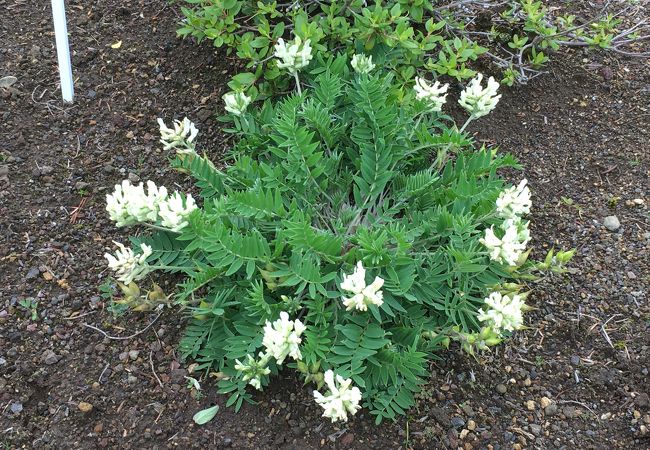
[{"xmin": 1, "ymin": 0, "xmax": 648, "ymax": 449}]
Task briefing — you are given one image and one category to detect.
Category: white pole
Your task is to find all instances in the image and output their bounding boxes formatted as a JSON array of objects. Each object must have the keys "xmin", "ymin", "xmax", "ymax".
[{"xmin": 51, "ymin": 0, "xmax": 74, "ymax": 103}]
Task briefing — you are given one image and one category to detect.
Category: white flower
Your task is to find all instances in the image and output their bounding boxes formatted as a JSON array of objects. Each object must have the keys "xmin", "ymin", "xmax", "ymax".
[
  {"xmin": 157, "ymin": 117, "xmax": 199, "ymax": 151},
  {"xmin": 502, "ymin": 217, "xmax": 531, "ymax": 247},
  {"xmin": 104, "ymin": 242, "xmax": 152, "ymax": 284},
  {"xmin": 340, "ymin": 262, "xmax": 384, "ymax": 311},
  {"xmin": 496, "ymin": 179, "xmax": 531, "ymax": 219},
  {"xmin": 480, "ymin": 221, "xmax": 527, "ymax": 266},
  {"xmin": 478, "ymin": 292, "xmax": 525, "ymax": 334},
  {"xmin": 313, "ymin": 370, "xmax": 362, "ymax": 423},
  {"xmin": 350, "ymin": 54, "xmax": 376, "ymax": 74},
  {"xmin": 106, "ymin": 180, "xmax": 138, "ymax": 227},
  {"xmin": 222, "ymin": 91, "xmax": 251, "ymax": 116},
  {"xmin": 158, "ymin": 192, "xmax": 197, "ymax": 232},
  {"xmin": 106, "ymin": 180, "xmax": 167, "ymax": 226},
  {"xmin": 274, "ymin": 36, "xmax": 313, "ymax": 75},
  {"xmin": 234, "ymin": 353, "xmax": 271, "ymax": 391},
  {"xmin": 458, "ymin": 73, "xmax": 501, "ymax": 118},
  {"xmin": 262, "ymin": 311, "xmax": 306, "ymax": 365},
  {"xmin": 414, "ymin": 77, "xmax": 449, "ymax": 112}
]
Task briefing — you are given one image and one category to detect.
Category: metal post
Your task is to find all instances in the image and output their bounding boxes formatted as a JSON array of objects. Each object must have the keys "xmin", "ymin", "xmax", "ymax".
[{"xmin": 51, "ymin": 0, "xmax": 74, "ymax": 103}]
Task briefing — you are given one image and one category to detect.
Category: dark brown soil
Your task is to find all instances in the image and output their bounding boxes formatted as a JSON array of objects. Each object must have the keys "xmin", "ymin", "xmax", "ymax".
[{"xmin": 1, "ymin": 1, "xmax": 648, "ymax": 449}]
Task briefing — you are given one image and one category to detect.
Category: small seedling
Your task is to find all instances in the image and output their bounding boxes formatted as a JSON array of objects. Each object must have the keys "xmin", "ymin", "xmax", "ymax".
[
  {"xmin": 185, "ymin": 376, "xmax": 205, "ymax": 400},
  {"xmin": 18, "ymin": 298, "xmax": 39, "ymax": 321}
]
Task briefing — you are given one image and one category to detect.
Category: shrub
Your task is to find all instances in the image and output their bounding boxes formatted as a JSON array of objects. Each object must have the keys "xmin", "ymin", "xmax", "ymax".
[
  {"xmin": 177, "ymin": 0, "xmax": 648, "ymax": 93},
  {"xmin": 103, "ymin": 53, "xmax": 573, "ymax": 423}
]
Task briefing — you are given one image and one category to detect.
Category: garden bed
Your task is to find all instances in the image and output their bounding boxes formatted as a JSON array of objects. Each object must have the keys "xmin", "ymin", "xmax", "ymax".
[{"xmin": 1, "ymin": 0, "xmax": 648, "ymax": 448}]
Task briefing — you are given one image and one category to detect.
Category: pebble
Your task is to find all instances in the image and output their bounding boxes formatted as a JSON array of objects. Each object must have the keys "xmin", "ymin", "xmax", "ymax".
[
  {"xmin": 451, "ymin": 417, "xmax": 465, "ymax": 428},
  {"xmin": 128, "ymin": 350, "xmax": 139, "ymax": 361},
  {"xmin": 10, "ymin": 402, "xmax": 23, "ymax": 414},
  {"xmin": 570, "ymin": 355, "xmax": 580, "ymax": 366},
  {"xmin": 94, "ymin": 423, "xmax": 103, "ymax": 433},
  {"xmin": 540, "ymin": 397, "xmax": 552, "ymax": 408},
  {"xmin": 496, "ymin": 384, "xmax": 507, "ymax": 394},
  {"xmin": 41, "ymin": 349, "xmax": 59, "ymax": 365},
  {"xmin": 529, "ymin": 424, "xmax": 542, "ymax": 436},
  {"xmin": 78, "ymin": 402, "xmax": 93, "ymax": 413},
  {"xmin": 526, "ymin": 400, "xmax": 536, "ymax": 411},
  {"xmin": 544, "ymin": 404, "xmax": 558, "ymax": 416},
  {"xmin": 467, "ymin": 419, "xmax": 476, "ymax": 431},
  {"xmin": 603, "ymin": 215, "xmax": 620, "ymax": 231}
]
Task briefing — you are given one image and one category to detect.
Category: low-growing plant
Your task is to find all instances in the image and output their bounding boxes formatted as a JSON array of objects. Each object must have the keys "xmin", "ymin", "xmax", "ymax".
[
  {"xmin": 102, "ymin": 52, "xmax": 572, "ymax": 423},
  {"xmin": 177, "ymin": 0, "xmax": 648, "ymax": 94}
]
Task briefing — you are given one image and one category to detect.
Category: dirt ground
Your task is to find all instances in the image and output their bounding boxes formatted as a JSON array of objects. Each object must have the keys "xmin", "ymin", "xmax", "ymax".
[{"xmin": 1, "ymin": 0, "xmax": 648, "ymax": 449}]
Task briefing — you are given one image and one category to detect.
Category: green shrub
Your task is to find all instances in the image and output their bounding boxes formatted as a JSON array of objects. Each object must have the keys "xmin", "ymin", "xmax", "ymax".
[
  {"xmin": 103, "ymin": 54, "xmax": 573, "ymax": 423},
  {"xmin": 177, "ymin": 0, "xmax": 645, "ymax": 93}
]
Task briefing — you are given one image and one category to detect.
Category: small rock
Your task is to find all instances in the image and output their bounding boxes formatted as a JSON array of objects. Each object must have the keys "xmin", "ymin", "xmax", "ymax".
[
  {"xmin": 529, "ymin": 424, "xmax": 542, "ymax": 436},
  {"xmin": 601, "ymin": 412, "xmax": 612, "ymax": 420},
  {"xmin": 128, "ymin": 172, "xmax": 140, "ymax": 183},
  {"xmin": 10, "ymin": 402, "xmax": 23, "ymax": 414},
  {"xmin": 634, "ymin": 393, "xmax": 649, "ymax": 407},
  {"xmin": 570, "ymin": 355, "xmax": 580, "ymax": 366},
  {"xmin": 451, "ymin": 417, "xmax": 465, "ymax": 428},
  {"xmin": 26, "ymin": 267, "xmax": 40, "ymax": 279},
  {"xmin": 128, "ymin": 350, "xmax": 139, "ymax": 361},
  {"xmin": 544, "ymin": 404, "xmax": 558, "ymax": 416},
  {"xmin": 94, "ymin": 422, "xmax": 103, "ymax": 433},
  {"xmin": 75, "ymin": 181, "xmax": 89, "ymax": 190},
  {"xmin": 459, "ymin": 429, "xmax": 470, "ymax": 439},
  {"xmin": 603, "ymin": 215, "xmax": 620, "ymax": 231},
  {"xmin": 526, "ymin": 400, "xmax": 536, "ymax": 411},
  {"xmin": 127, "ymin": 375, "xmax": 138, "ymax": 384},
  {"xmin": 41, "ymin": 349, "xmax": 59, "ymax": 365},
  {"xmin": 339, "ymin": 433, "xmax": 354, "ymax": 447},
  {"xmin": 78, "ymin": 402, "xmax": 93, "ymax": 413},
  {"xmin": 496, "ymin": 384, "xmax": 507, "ymax": 394},
  {"xmin": 540, "ymin": 397, "xmax": 552, "ymax": 408},
  {"xmin": 467, "ymin": 420, "xmax": 476, "ymax": 431}
]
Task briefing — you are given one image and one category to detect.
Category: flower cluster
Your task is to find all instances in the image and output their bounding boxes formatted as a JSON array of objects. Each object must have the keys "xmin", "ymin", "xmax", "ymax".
[
  {"xmin": 340, "ymin": 262, "xmax": 384, "ymax": 311},
  {"xmin": 104, "ymin": 241, "xmax": 152, "ymax": 284},
  {"xmin": 158, "ymin": 192, "xmax": 198, "ymax": 232},
  {"xmin": 313, "ymin": 370, "xmax": 362, "ymax": 423},
  {"xmin": 480, "ymin": 220, "xmax": 529, "ymax": 266},
  {"xmin": 106, "ymin": 180, "xmax": 197, "ymax": 232},
  {"xmin": 222, "ymin": 91, "xmax": 251, "ymax": 116},
  {"xmin": 414, "ymin": 77, "xmax": 449, "ymax": 112},
  {"xmin": 351, "ymin": 54, "xmax": 376, "ymax": 74},
  {"xmin": 478, "ymin": 292, "xmax": 526, "ymax": 335},
  {"xmin": 458, "ymin": 73, "xmax": 501, "ymax": 118},
  {"xmin": 274, "ymin": 36, "xmax": 313, "ymax": 75},
  {"xmin": 262, "ymin": 311, "xmax": 306, "ymax": 364},
  {"xmin": 481, "ymin": 179, "xmax": 531, "ymax": 266},
  {"xmin": 157, "ymin": 117, "xmax": 198, "ymax": 152},
  {"xmin": 496, "ymin": 179, "xmax": 531, "ymax": 219},
  {"xmin": 106, "ymin": 180, "xmax": 167, "ymax": 227},
  {"xmin": 234, "ymin": 353, "xmax": 271, "ymax": 390}
]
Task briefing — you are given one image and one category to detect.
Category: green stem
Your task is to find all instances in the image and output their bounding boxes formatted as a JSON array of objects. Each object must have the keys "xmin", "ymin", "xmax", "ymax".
[{"xmin": 293, "ymin": 72, "xmax": 302, "ymax": 95}]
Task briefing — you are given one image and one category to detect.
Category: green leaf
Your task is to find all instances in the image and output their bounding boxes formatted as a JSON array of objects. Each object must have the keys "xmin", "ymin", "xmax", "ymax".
[{"xmin": 193, "ymin": 405, "xmax": 219, "ymax": 425}]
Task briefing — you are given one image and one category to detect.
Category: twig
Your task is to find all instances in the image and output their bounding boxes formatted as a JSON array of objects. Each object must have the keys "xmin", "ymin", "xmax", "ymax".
[
  {"xmin": 98, "ymin": 363, "xmax": 110, "ymax": 384},
  {"xmin": 63, "ymin": 310, "xmax": 97, "ymax": 320},
  {"xmin": 83, "ymin": 312, "xmax": 163, "ymax": 340},
  {"xmin": 149, "ymin": 350, "xmax": 164, "ymax": 388}
]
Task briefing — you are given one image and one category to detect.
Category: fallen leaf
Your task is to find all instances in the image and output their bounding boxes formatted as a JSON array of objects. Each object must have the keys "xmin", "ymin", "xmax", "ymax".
[
  {"xmin": 111, "ymin": 41, "xmax": 122, "ymax": 49},
  {"xmin": 193, "ymin": 405, "xmax": 219, "ymax": 425}
]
